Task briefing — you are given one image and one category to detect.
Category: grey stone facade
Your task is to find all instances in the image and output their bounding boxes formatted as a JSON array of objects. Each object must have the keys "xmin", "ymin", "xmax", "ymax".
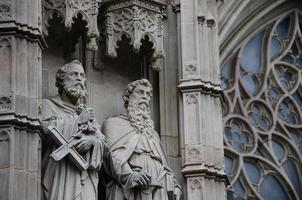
[{"xmin": 1, "ymin": 0, "xmax": 301, "ymax": 200}]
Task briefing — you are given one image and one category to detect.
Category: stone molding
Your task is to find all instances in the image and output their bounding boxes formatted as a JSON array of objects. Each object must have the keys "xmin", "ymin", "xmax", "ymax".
[
  {"xmin": 178, "ymin": 79, "xmax": 223, "ymax": 97},
  {"xmin": 182, "ymin": 165, "xmax": 229, "ymax": 185},
  {"xmin": 0, "ymin": 1, "xmax": 46, "ymax": 48},
  {"xmin": 104, "ymin": 0, "xmax": 166, "ymax": 71},
  {"xmin": 42, "ymin": 0, "xmax": 101, "ymax": 50}
]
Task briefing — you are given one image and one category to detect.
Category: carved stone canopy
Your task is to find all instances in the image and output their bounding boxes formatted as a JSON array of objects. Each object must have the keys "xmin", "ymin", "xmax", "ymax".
[
  {"xmin": 42, "ymin": 0, "xmax": 101, "ymax": 51},
  {"xmin": 104, "ymin": 0, "xmax": 166, "ymax": 71}
]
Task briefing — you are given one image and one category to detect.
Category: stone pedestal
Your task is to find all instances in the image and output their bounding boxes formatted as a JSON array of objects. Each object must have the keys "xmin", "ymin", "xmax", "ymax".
[
  {"xmin": 178, "ymin": 0, "xmax": 228, "ymax": 199},
  {"xmin": 0, "ymin": 0, "xmax": 45, "ymax": 199}
]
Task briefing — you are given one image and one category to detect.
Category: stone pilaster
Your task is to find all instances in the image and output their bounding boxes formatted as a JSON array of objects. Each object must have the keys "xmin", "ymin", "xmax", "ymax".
[
  {"xmin": 178, "ymin": 0, "xmax": 228, "ymax": 199},
  {"xmin": 0, "ymin": 0, "xmax": 45, "ymax": 199}
]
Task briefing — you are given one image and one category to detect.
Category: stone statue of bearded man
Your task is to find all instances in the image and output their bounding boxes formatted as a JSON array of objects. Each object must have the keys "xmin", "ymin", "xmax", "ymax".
[
  {"xmin": 40, "ymin": 60, "xmax": 107, "ymax": 200},
  {"xmin": 102, "ymin": 79, "xmax": 181, "ymax": 200}
]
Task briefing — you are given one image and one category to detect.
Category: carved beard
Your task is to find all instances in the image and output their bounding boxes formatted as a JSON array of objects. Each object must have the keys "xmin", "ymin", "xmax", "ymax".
[
  {"xmin": 63, "ymin": 82, "xmax": 87, "ymax": 99},
  {"xmin": 127, "ymin": 99, "xmax": 154, "ymax": 134}
]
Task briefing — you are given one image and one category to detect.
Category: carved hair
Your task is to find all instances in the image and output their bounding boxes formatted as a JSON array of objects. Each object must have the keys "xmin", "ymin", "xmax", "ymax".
[
  {"xmin": 122, "ymin": 79, "xmax": 152, "ymax": 108},
  {"xmin": 55, "ymin": 60, "xmax": 84, "ymax": 94}
]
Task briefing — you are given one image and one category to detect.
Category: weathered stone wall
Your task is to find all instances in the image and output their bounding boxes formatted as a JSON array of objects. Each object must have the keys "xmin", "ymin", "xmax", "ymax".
[{"xmin": 0, "ymin": 0, "xmax": 44, "ymax": 199}]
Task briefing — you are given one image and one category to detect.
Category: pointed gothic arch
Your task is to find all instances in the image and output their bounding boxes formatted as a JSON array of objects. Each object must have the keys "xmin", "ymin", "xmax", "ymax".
[{"xmin": 219, "ymin": 1, "xmax": 302, "ymax": 199}]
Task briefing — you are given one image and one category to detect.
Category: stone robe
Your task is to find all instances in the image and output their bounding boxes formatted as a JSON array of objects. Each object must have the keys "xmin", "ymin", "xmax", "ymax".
[
  {"xmin": 41, "ymin": 95, "xmax": 105, "ymax": 200},
  {"xmin": 102, "ymin": 115, "xmax": 179, "ymax": 200}
]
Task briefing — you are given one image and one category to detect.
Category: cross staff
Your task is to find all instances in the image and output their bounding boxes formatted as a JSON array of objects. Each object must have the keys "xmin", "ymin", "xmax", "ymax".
[{"xmin": 47, "ymin": 125, "xmax": 88, "ymax": 171}]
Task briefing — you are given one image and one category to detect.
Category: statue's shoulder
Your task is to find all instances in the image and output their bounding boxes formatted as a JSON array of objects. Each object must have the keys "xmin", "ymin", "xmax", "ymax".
[
  {"xmin": 102, "ymin": 114, "xmax": 134, "ymax": 147},
  {"xmin": 102, "ymin": 114, "xmax": 131, "ymax": 134}
]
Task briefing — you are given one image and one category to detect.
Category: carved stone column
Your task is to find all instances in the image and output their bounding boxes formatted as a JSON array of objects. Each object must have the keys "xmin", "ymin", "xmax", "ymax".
[
  {"xmin": 0, "ymin": 0, "xmax": 45, "ymax": 199},
  {"xmin": 177, "ymin": 0, "xmax": 228, "ymax": 199}
]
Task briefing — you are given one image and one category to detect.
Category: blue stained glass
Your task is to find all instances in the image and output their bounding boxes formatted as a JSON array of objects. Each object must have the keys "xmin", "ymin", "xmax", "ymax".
[
  {"xmin": 260, "ymin": 175, "xmax": 289, "ymax": 200},
  {"xmin": 225, "ymin": 120, "xmax": 254, "ymax": 153},
  {"xmin": 227, "ymin": 191, "xmax": 236, "ymax": 200},
  {"xmin": 291, "ymin": 42, "xmax": 299, "ymax": 56},
  {"xmin": 224, "ymin": 155, "xmax": 233, "ymax": 175},
  {"xmin": 225, "ymin": 127, "xmax": 233, "ymax": 140},
  {"xmin": 244, "ymin": 161, "xmax": 261, "ymax": 184},
  {"xmin": 282, "ymin": 55, "xmax": 294, "ymax": 64},
  {"xmin": 231, "ymin": 122, "xmax": 241, "ymax": 133},
  {"xmin": 287, "ymin": 115, "xmax": 297, "ymax": 124},
  {"xmin": 277, "ymin": 17, "xmax": 290, "ymax": 40},
  {"xmin": 222, "ymin": 63, "xmax": 231, "ymax": 79},
  {"xmin": 242, "ymin": 75, "xmax": 257, "ymax": 94},
  {"xmin": 259, "ymin": 118, "xmax": 269, "ymax": 130},
  {"xmin": 241, "ymin": 31, "xmax": 264, "ymax": 74},
  {"xmin": 296, "ymin": 58, "xmax": 302, "ymax": 69},
  {"xmin": 221, "ymin": 62, "xmax": 232, "ymax": 89},
  {"xmin": 282, "ymin": 159, "xmax": 302, "ymax": 199},
  {"xmin": 270, "ymin": 38, "xmax": 281, "ymax": 58},
  {"xmin": 275, "ymin": 66, "xmax": 295, "ymax": 91},
  {"xmin": 272, "ymin": 140, "xmax": 286, "ymax": 161},
  {"xmin": 234, "ymin": 180, "xmax": 246, "ymax": 199},
  {"xmin": 291, "ymin": 132, "xmax": 302, "ymax": 154},
  {"xmin": 292, "ymin": 91, "xmax": 302, "ymax": 108}
]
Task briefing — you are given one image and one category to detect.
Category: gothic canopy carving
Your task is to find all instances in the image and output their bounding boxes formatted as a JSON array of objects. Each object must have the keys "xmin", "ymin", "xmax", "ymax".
[
  {"xmin": 42, "ymin": 0, "xmax": 101, "ymax": 51},
  {"xmin": 105, "ymin": 0, "xmax": 166, "ymax": 71}
]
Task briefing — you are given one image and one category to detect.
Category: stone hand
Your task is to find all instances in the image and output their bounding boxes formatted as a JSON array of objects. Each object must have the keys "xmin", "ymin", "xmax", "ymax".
[
  {"xmin": 173, "ymin": 187, "xmax": 182, "ymax": 200},
  {"xmin": 129, "ymin": 171, "xmax": 151, "ymax": 189},
  {"xmin": 71, "ymin": 134, "xmax": 96, "ymax": 153}
]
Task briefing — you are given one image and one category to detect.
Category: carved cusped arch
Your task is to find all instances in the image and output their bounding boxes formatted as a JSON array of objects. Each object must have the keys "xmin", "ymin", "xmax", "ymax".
[
  {"xmin": 42, "ymin": 0, "xmax": 101, "ymax": 51},
  {"xmin": 105, "ymin": 0, "xmax": 166, "ymax": 71},
  {"xmin": 221, "ymin": 8, "xmax": 302, "ymax": 200}
]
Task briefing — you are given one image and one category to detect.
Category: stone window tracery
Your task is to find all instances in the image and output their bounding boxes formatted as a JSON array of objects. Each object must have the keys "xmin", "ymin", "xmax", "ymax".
[{"xmin": 221, "ymin": 10, "xmax": 302, "ymax": 200}]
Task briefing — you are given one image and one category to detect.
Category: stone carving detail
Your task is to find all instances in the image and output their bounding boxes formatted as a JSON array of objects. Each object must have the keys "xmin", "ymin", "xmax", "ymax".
[
  {"xmin": 186, "ymin": 93, "xmax": 198, "ymax": 104},
  {"xmin": 0, "ymin": 1, "xmax": 12, "ymax": 19},
  {"xmin": 0, "ymin": 129, "xmax": 9, "ymax": 141},
  {"xmin": 105, "ymin": 0, "xmax": 166, "ymax": 71},
  {"xmin": 171, "ymin": 0, "xmax": 180, "ymax": 13},
  {"xmin": 42, "ymin": 0, "xmax": 65, "ymax": 36},
  {"xmin": 189, "ymin": 177, "xmax": 202, "ymax": 191},
  {"xmin": 185, "ymin": 145, "xmax": 202, "ymax": 163},
  {"xmin": 185, "ymin": 64, "xmax": 197, "ymax": 75},
  {"xmin": 40, "ymin": 61, "xmax": 107, "ymax": 200},
  {"xmin": 42, "ymin": 0, "xmax": 101, "ymax": 50},
  {"xmin": 0, "ymin": 37, "xmax": 11, "ymax": 48},
  {"xmin": 0, "ymin": 95, "xmax": 14, "ymax": 113},
  {"xmin": 102, "ymin": 79, "xmax": 182, "ymax": 200},
  {"xmin": 65, "ymin": 0, "xmax": 101, "ymax": 50}
]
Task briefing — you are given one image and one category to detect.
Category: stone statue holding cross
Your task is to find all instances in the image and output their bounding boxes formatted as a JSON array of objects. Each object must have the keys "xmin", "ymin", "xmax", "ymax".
[{"xmin": 40, "ymin": 60, "xmax": 107, "ymax": 200}]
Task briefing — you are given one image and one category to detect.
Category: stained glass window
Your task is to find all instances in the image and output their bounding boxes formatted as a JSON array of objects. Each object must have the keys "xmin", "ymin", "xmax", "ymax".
[{"xmin": 222, "ymin": 10, "xmax": 302, "ymax": 199}]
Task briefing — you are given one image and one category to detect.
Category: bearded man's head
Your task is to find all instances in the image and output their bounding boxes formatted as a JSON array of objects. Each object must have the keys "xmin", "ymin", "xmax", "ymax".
[
  {"xmin": 55, "ymin": 60, "xmax": 88, "ymax": 99},
  {"xmin": 123, "ymin": 79, "xmax": 154, "ymax": 133}
]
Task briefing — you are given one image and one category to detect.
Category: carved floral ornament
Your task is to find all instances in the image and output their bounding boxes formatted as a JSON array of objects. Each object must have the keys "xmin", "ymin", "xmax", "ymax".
[
  {"xmin": 189, "ymin": 177, "xmax": 202, "ymax": 191},
  {"xmin": 0, "ymin": 0, "xmax": 12, "ymax": 19},
  {"xmin": 185, "ymin": 145, "xmax": 202, "ymax": 163},
  {"xmin": 0, "ymin": 129, "xmax": 10, "ymax": 142},
  {"xmin": 42, "ymin": 0, "xmax": 101, "ymax": 51},
  {"xmin": 0, "ymin": 95, "xmax": 14, "ymax": 113},
  {"xmin": 105, "ymin": 0, "xmax": 166, "ymax": 71}
]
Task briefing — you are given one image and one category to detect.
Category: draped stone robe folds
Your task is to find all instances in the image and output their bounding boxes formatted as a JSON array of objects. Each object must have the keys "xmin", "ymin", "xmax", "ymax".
[
  {"xmin": 102, "ymin": 115, "xmax": 180, "ymax": 200},
  {"xmin": 40, "ymin": 95, "xmax": 106, "ymax": 200}
]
